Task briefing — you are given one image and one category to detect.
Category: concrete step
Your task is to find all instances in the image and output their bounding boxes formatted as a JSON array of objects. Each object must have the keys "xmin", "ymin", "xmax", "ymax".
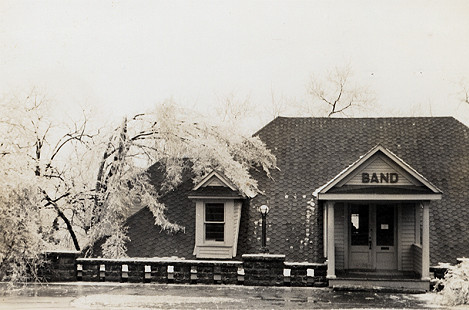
[{"xmin": 330, "ymin": 278, "xmax": 430, "ymax": 293}]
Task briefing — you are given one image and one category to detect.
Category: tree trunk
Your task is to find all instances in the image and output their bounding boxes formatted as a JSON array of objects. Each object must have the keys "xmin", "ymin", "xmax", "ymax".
[
  {"xmin": 41, "ymin": 190, "xmax": 81, "ymax": 251},
  {"xmin": 53, "ymin": 204, "xmax": 80, "ymax": 251}
]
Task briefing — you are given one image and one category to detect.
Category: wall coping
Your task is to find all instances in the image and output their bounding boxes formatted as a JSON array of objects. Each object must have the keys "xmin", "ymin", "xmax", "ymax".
[
  {"xmin": 76, "ymin": 258, "xmax": 243, "ymax": 265},
  {"xmin": 242, "ymin": 254, "xmax": 286, "ymax": 261},
  {"xmin": 44, "ymin": 250, "xmax": 81, "ymax": 254},
  {"xmin": 284, "ymin": 262, "xmax": 326, "ymax": 267},
  {"xmin": 242, "ymin": 254, "xmax": 285, "ymax": 258}
]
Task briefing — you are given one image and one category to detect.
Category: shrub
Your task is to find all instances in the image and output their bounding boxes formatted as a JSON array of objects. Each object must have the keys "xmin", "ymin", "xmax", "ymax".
[
  {"xmin": 0, "ymin": 187, "xmax": 46, "ymax": 287},
  {"xmin": 436, "ymin": 258, "xmax": 469, "ymax": 306}
]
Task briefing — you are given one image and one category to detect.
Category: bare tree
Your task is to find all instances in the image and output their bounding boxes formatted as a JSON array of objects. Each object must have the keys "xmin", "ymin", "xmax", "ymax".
[
  {"xmin": 307, "ymin": 64, "xmax": 374, "ymax": 117},
  {"xmin": 463, "ymin": 84, "xmax": 469, "ymax": 105},
  {"xmin": 269, "ymin": 86, "xmax": 291, "ymax": 119},
  {"xmin": 216, "ymin": 92, "xmax": 253, "ymax": 123}
]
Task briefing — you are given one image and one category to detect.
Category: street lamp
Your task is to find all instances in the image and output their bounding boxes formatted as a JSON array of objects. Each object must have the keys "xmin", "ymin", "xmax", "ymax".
[{"xmin": 259, "ymin": 205, "xmax": 270, "ymax": 253}]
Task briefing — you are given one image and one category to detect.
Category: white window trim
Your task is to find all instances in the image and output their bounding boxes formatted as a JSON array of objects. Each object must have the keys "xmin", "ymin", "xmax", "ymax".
[{"xmin": 193, "ymin": 199, "xmax": 242, "ymax": 259}]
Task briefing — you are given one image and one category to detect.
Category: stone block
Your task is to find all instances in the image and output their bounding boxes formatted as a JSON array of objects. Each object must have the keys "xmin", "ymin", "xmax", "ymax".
[
  {"xmin": 150, "ymin": 264, "xmax": 168, "ymax": 283},
  {"xmin": 82, "ymin": 263, "xmax": 99, "ymax": 282},
  {"xmin": 105, "ymin": 263, "xmax": 121, "ymax": 282},
  {"xmin": 128, "ymin": 263, "xmax": 145, "ymax": 283}
]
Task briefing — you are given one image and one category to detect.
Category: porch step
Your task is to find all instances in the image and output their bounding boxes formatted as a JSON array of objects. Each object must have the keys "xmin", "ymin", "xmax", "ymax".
[{"xmin": 329, "ymin": 278, "xmax": 430, "ymax": 293}]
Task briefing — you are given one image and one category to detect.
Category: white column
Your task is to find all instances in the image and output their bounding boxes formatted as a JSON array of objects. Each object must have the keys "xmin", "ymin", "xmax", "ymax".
[
  {"xmin": 421, "ymin": 201, "xmax": 430, "ymax": 280},
  {"xmin": 326, "ymin": 201, "xmax": 336, "ymax": 279}
]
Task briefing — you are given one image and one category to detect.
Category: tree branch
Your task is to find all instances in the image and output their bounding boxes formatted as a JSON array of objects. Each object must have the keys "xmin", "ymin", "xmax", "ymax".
[{"xmin": 41, "ymin": 191, "xmax": 80, "ymax": 251}]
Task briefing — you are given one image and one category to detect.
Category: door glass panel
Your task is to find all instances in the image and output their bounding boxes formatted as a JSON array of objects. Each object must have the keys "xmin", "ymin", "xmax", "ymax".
[
  {"xmin": 376, "ymin": 205, "xmax": 394, "ymax": 246},
  {"xmin": 350, "ymin": 204, "xmax": 369, "ymax": 245}
]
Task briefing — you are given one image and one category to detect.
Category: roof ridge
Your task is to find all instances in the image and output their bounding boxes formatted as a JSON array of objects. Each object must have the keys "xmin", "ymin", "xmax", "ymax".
[
  {"xmin": 254, "ymin": 116, "xmax": 459, "ymax": 137},
  {"xmin": 274, "ymin": 116, "xmax": 455, "ymax": 120}
]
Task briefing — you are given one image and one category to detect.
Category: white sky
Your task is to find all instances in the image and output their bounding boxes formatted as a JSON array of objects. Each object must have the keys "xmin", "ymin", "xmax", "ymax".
[{"xmin": 1, "ymin": 0, "xmax": 469, "ymax": 132}]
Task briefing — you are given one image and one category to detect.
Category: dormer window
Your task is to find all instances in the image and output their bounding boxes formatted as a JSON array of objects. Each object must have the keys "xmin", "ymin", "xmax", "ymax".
[{"xmin": 189, "ymin": 171, "xmax": 245, "ymax": 259}]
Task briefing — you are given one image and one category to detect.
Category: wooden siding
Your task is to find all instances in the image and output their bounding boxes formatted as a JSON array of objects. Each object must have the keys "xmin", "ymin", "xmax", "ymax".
[
  {"xmin": 195, "ymin": 246, "xmax": 233, "ymax": 259},
  {"xmin": 334, "ymin": 204, "xmax": 345, "ymax": 270},
  {"xmin": 232, "ymin": 201, "xmax": 242, "ymax": 256},
  {"xmin": 400, "ymin": 205, "xmax": 416, "ymax": 271},
  {"xmin": 345, "ymin": 156, "xmax": 414, "ymax": 186},
  {"xmin": 412, "ymin": 244, "xmax": 423, "ymax": 276},
  {"xmin": 205, "ymin": 176, "xmax": 225, "ymax": 187}
]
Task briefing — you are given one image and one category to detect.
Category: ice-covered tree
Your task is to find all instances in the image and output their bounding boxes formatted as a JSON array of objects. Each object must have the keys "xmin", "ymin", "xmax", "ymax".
[
  {"xmin": 0, "ymin": 90, "xmax": 97, "ymax": 282},
  {"xmin": 436, "ymin": 259, "xmax": 469, "ymax": 306},
  {"xmin": 0, "ymin": 184, "xmax": 45, "ymax": 284},
  {"xmin": 89, "ymin": 101, "xmax": 277, "ymax": 257},
  {"xmin": 1, "ymin": 91, "xmax": 277, "ymax": 262}
]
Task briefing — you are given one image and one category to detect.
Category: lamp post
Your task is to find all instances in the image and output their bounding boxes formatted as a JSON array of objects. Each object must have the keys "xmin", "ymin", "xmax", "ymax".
[{"xmin": 259, "ymin": 204, "xmax": 269, "ymax": 253}]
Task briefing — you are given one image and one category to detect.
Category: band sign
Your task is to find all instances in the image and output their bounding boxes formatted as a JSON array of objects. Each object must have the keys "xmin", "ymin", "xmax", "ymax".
[{"xmin": 362, "ymin": 172, "xmax": 398, "ymax": 184}]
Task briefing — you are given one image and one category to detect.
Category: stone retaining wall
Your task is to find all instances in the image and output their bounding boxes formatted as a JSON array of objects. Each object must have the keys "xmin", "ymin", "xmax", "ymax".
[
  {"xmin": 38, "ymin": 251, "xmax": 81, "ymax": 282},
  {"xmin": 39, "ymin": 252, "xmax": 327, "ymax": 287},
  {"xmin": 242, "ymin": 254, "xmax": 285, "ymax": 286},
  {"xmin": 77, "ymin": 258, "xmax": 243, "ymax": 285}
]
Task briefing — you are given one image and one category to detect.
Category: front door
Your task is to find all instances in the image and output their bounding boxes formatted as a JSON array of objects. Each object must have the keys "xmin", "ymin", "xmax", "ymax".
[
  {"xmin": 375, "ymin": 204, "xmax": 396, "ymax": 270},
  {"xmin": 349, "ymin": 204, "xmax": 397, "ymax": 270}
]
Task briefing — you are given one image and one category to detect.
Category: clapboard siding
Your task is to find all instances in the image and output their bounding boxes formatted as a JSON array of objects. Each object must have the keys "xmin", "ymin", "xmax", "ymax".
[
  {"xmin": 400, "ymin": 205, "xmax": 416, "ymax": 271},
  {"xmin": 232, "ymin": 202, "xmax": 242, "ymax": 256},
  {"xmin": 413, "ymin": 244, "xmax": 422, "ymax": 275},
  {"xmin": 335, "ymin": 204, "xmax": 345, "ymax": 270},
  {"xmin": 196, "ymin": 246, "xmax": 232, "ymax": 259},
  {"xmin": 345, "ymin": 156, "xmax": 414, "ymax": 186}
]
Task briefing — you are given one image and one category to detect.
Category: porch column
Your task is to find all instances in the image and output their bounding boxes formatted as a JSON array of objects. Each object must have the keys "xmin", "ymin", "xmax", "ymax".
[
  {"xmin": 421, "ymin": 201, "xmax": 430, "ymax": 280},
  {"xmin": 326, "ymin": 201, "xmax": 336, "ymax": 279}
]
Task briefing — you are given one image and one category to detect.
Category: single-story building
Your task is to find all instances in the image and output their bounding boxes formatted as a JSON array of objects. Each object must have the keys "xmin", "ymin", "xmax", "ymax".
[{"xmin": 124, "ymin": 117, "xmax": 469, "ymax": 288}]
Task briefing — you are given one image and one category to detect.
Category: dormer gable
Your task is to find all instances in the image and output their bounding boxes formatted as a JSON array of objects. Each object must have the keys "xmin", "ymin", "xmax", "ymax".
[
  {"xmin": 193, "ymin": 170, "xmax": 237, "ymax": 191},
  {"xmin": 189, "ymin": 170, "xmax": 245, "ymax": 199}
]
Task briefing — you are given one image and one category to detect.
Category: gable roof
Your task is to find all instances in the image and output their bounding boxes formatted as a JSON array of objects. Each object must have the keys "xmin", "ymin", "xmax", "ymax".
[
  {"xmin": 314, "ymin": 144, "xmax": 442, "ymax": 200},
  {"xmin": 255, "ymin": 117, "xmax": 467, "ymax": 196}
]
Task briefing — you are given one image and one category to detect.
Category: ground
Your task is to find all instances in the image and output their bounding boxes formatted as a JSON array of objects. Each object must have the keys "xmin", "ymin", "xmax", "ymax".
[{"xmin": 0, "ymin": 282, "xmax": 444, "ymax": 309}]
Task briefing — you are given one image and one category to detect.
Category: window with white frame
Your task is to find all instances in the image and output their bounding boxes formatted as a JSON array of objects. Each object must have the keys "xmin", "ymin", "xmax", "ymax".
[
  {"xmin": 192, "ymin": 199, "xmax": 242, "ymax": 259},
  {"xmin": 204, "ymin": 203, "xmax": 225, "ymax": 242}
]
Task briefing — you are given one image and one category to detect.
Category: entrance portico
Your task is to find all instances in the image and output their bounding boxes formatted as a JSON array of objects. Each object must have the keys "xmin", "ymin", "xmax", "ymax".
[{"xmin": 316, "ymin": 145, "xmax": 441, "ymax": 289}]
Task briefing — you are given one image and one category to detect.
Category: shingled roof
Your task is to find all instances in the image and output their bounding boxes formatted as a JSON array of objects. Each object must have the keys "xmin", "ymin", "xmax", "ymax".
[
  {"xmin": 124, "ymin": 116, "xmax": 469, "ymax": 265},
  {"xmin": 248, "ymin": 117, "xmax": 469, "ymax": 265}
]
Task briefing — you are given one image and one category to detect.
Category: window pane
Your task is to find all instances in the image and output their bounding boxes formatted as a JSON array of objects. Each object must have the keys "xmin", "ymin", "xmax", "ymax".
[
  {"xmin": 376, "ymin": 205, "xmax": 395, "ymax": 246},
  {"xmin": 205, "ymin": 203, "xmax": 224, "ymax": 222},
  {"xmin": 351, "ymin": 204, "xmax": 369, "ymax": 246},
  {"xmin": 205, "ymin": 223, "xmax": 224, "ymax": 241}
]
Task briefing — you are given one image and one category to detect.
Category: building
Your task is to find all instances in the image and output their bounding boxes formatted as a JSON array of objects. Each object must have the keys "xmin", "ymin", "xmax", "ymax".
[{"xmin": 125, "ymin": 117, "xmax": 469, "ymax": 288}]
